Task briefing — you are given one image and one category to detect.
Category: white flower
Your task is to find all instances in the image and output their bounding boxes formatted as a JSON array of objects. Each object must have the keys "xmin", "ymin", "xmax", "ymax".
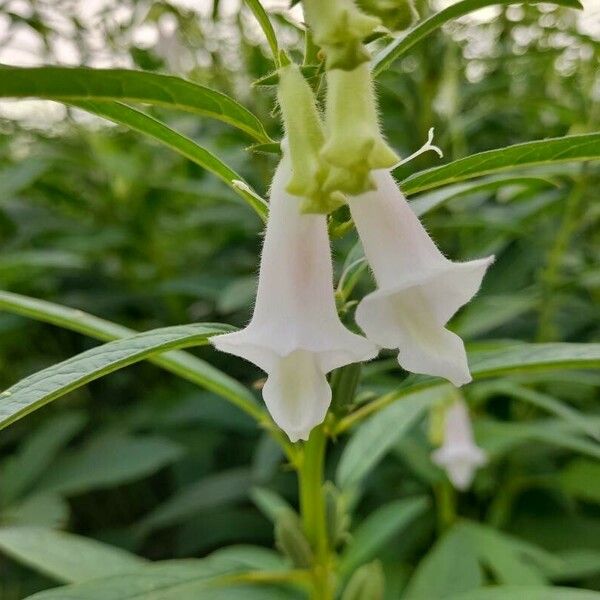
[
  {"xmin": 432, "ymin": 400, "xmax": 486, "ymax": 490},
  {"xmin": 211, "ymin": 154, "xmax": 377, "ymax": 442},
  {"xmin": 348, "ymin": 169, "xmax": 494, "ymax": 386}
]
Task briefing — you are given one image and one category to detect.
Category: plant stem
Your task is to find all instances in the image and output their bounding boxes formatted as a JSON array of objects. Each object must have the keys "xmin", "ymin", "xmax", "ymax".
[{"xmin": 298, "ymin": 425, "xmax": 334, "ymax": 599}]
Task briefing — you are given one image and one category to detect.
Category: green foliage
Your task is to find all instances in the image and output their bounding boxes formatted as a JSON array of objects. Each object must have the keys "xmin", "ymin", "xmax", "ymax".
[{"xmin": 0, "ymin": 0, "xmax": 598, "ymax": 598}]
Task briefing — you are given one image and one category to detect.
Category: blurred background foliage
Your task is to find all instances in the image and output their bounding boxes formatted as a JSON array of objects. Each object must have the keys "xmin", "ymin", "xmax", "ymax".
[{"xmin": 0, "ymin": 0, "xmax": 598, "ymax": 598}]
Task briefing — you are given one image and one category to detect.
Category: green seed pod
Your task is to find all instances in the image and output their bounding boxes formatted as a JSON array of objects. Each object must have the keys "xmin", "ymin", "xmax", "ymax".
[
  {"xmin": 342, "ymin": 560, "xmax": 385, "ymax": 600},
  {"xmin": 330, "ymin": 363, "xmax": 362, "ymax": 415},
  {"xmin": 275, "ymin": 511, "xmax": 314, "ymax": 569},
  {"xmin": 324, "ymin": 482, "xmax": 352, "ymax": 548}
]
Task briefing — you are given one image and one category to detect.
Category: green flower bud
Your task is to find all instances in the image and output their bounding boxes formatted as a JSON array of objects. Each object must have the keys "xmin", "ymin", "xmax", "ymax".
[
  {"xmin": 330, "ymin": 363, "xmax": 362, "ymax": 415},
  {"xmin": 277, "ymin": 62, "xmax": 345, "ymax": 214},
  {"xmin": 322, "ymin": 63, "xmax": 399, "ymax": 194},
  {"xmin": 303, "ymin": 0, "xmax": 380, "ymax": 70},
  {"xmin": 357, "ymin": 0, "xmax": 418, "ymax": 31},
  {"xmin": 275, "ymin": 510, "xmax": 314, "ymax": 569},
  {"xmin": 342, "ymin": 560, "xmax": 385, "ymax": 600}
]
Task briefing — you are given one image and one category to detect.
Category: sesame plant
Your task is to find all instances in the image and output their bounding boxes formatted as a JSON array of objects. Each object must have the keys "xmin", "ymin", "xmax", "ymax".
[{"xmin": 0, "ymin": 0, "xmax": 599, "ymax": 599}]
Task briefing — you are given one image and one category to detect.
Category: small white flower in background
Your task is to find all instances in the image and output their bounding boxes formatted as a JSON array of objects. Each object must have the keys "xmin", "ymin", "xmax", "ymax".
[
  {"xmin": 348, "ymin": 169, "xmax": 494, "ymax": 386},
  {"xmin": 432, "ymin": 399, "xmax": 486, "ymax": 490},
  {"xmin": 211, "ymin": 153, "xmax": 377, "ymax": 442}
]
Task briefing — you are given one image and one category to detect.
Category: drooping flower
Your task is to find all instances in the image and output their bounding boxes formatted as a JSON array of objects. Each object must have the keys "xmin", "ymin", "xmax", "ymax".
[
  {"xmin": 211, "ymin": 153, "xmax": 377, "ymax": 442},
  {"xmin": 348, "ymin": 169, "xmax": 493, "ymax": 386},
  {"xmin": 432, "ymin": 399, "xmax": 486, "ymax": 490}
]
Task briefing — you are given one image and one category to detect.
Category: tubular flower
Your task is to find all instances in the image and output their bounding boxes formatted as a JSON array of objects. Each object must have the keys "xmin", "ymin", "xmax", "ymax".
[
  {"xmin": 348, "ymin": 169, "xmax": 494, "ymax": 386},
  {"xmin": 431, "ymin": 400, "xmax": 486, "ymax": 490},
  {"xmin": 211, "ymin": 154, "xmax": 377, "ymax": 442}
]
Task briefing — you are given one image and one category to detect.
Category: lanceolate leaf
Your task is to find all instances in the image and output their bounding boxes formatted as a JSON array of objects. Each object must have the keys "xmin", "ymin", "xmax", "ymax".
[
  {"xmin": 71, "ymin": 101, "xmax": 268, "ymax": 220},
  {"xmin": 244, "ymin": 0, "xmax": 280, "ymax": 64},
  {"xmin": 0, "ymin": 323, "xmax": 232, "ymax": 430},
  {"xmin": 401, "ymin": 134, "xmax": 600, "ymax": 195},
  {"xmin": 0, "ymin": 526, "xmax": 146, "ymax": 583},
  {"xmin": 339, "ymin": 497, "xmax": 429, "ymax": 577},
  {"xmin": 0, "ymin": 66, "xmax": 271, "ymax": 142},
  {"xmin": 371, "ymin": 0, "xmax": 583, "ymax": 76},
  {"xmin": 337, "ymin": 343, "xmax": 600, "ymax": 433},
  {"xmin": 0, "ymin": 291, "xmax": 262, "ymax": 421}
]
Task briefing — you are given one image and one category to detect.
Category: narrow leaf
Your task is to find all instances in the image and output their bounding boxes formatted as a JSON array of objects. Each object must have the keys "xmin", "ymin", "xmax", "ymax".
[
  {"xmin": 401, "ymin": 134, "xmax": 600, "ymax": 195},
  {"xmin": 372, "ymin": 0, "xmax": 583, "ymax": 76},
  {"xmin": 244, "ymin": 0, "xmax": 280, "ymax": 64},
  {"xmin": 0, "ymin": 323, "xmax": 232, "ymax": 430},
  {"xmin": 0, "ymin": 526, "xmax": 146, "ymax": 583},
  {"xmin": 0, "ymin": 66, "xmax": 271, "ymax": 142},
  {"xmin": 0, "ymin": 291, "xmax": 262, "ymax": 421},
  {"xmin": 72, "ymin": 101, "xmax": 267, "ymax": 220},
  {"xmin": 336, "ymin": 387, "xmax": 447, "ymax": 488},
  {"xmin": 339, "ymin": 496, "xmax": 429, "ymax": 577}
]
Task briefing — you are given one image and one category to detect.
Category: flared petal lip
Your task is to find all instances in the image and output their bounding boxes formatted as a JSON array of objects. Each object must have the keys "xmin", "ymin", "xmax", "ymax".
[
  {"xmin": 365, "ymin": 255, "xmax": 494, "ymax": 325},
  {"xmin": 211, "ymin": 329, "xmax": 378, "ymax": 374}
]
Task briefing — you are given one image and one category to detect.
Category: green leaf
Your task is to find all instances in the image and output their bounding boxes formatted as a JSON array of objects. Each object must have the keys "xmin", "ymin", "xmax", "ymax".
[
  {"xmin": 0, "ymin": 66, "xmax": 271, "ymax": 142},
  {"xmin": 0, "ymin": 526, "xmax": 146, "ymax": 583},
  {"xmin": 372, "ymin": 0, "xmax": 583, "ymax": 76},
  {"xmin": 446, "ymin": 587, "xmax": 600, "ymax": 600},
  {"xmin": 401, "ymin": 134, "xmax": 600, "ymax": 195},
  {"xmin": 476, "ymin": 381, "xmax": 600, "ymax": 441},
  {"xmin": 336, "ymin": 387, "xmax": 447, "ymax": 489},
  {"xmin": 0, "ymin": 291, "xmax": 262, "ymax": 422},
  {"xmin": 463, "ymin": 522, "xmax": 555, "ymax": 586},
  {"xmin": 337, "ymin": 343, "xmax": 600, "ymax": 441},
  {"xmin": 71, "ymin": 101, "xmax": 268, "ymax": 220},
  {"xmin": 137, "ymin": 468, "xmax": 254, "ymax": 536},
  {"xmin": 26, "ymin": 561, "xmax": 299, "ymax": 600},
  {"xmin": 559, "ymin": 459, "xmax": 600, "ymax": 504},
  {"xmin": 468, "ymin": 343, "xmax": 600, "ymax": 378},
  {"xmin": 250, "ymin": 486, "xmax": 295, "ymax": 523},
  {"xmin": 339, "ymin": 497, "xmax": 429, "ymax": 578},
  {"xmin": 2, "ymin": 493, "xmax": 68, "ymax": 529},
  {"xmin": 244, "ymin": 0, "xmax": 280, "ymax": 64},
  {"xmin": 0, "ymin": 412, "xmax": 86, "ymax": 505},
  {"xmin": 36, "ymin": 432, "xmax": 183, "ymax": 495},
  {"xmin": 405, "ymin": 524, "xmax": 483, "ymax": 599},
  {"xmin": 0, "ymin": 323, "xmax": 232, "ymax": 430}
]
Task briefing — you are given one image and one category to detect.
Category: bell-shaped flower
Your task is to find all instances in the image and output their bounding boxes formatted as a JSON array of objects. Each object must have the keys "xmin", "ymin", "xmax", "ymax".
[
  {"xmin": 348, "ymin": 169, "xmax": 493, "ymax": 386},
  {"xmin": 431, "ymin": 400, "xmax": 486, "ymax": 490},
  {"xmin": 211, "ymin": 154, "xmax": 378, "ymax": 442}
]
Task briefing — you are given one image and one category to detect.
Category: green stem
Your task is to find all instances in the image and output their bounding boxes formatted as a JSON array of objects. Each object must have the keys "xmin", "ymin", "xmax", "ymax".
[
  {"xmin": 434, "ymin": 481, "xmax": 456, "ymax": 534},
  {"xmin": 298, "ymin": 425, "xmax": 334, "ymax": 599}
]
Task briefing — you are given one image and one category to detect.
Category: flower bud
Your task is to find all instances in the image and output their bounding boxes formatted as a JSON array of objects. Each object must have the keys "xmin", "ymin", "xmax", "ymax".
[
  {"xmin": 322, "ymin": 63, "xmax": 398, "ymax": 194},
  {"xmin": 324, "ymin": 482, "xmax": 351, "ymax": 548},
  {"xmin": 357, "ymin": 0, "xmax": 418, "ymax": 31},
  {"xmin": 342, "ymin": 560, "xmax": 385, "ymax": 600},
  {"xmin": 277, "ymin": 63, "xmax": 344, "ymax": 214},
  {"xmin": 275, "ymin": 510, "xmax": 314, "ymax": 568},
  {"xmin": 303, "ymin": 0, "xmax": 380, "ymax": 70}
]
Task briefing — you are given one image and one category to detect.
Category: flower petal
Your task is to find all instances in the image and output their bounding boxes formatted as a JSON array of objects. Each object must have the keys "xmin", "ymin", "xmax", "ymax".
[
  {"xmin": 356, "ymin": 285, "xmax": 471, "ymax": 386},
  {"xmin": 262, "ymin": 350, "xmax": 331, "ymax": 442}
]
